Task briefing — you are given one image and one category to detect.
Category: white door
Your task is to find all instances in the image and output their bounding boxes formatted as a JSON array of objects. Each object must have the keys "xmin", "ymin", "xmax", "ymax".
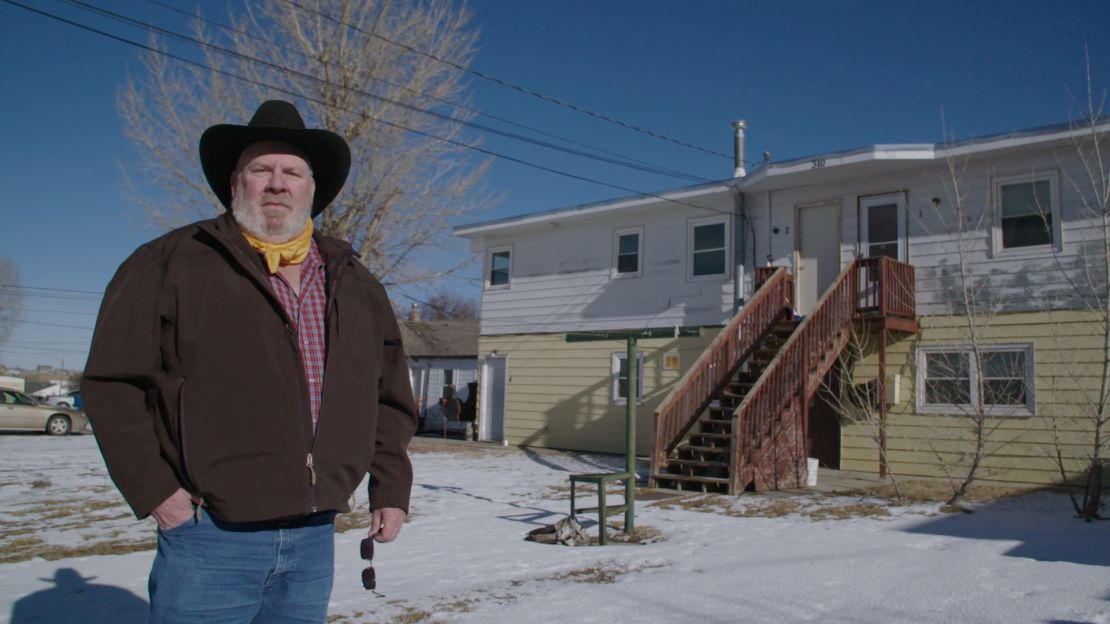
[
  {"xmin": 795, "ymin": 202, "xmax": 841, "ymax": 315},
  {"xmin": 480, "ymin": 356, "xmax": 507, "ymax": 442}
]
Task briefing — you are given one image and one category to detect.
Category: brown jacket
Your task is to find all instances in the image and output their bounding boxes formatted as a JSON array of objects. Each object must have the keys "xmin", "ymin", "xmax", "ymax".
[{"xmin": 83, "ymin": 213, "xmax": 417, "ymax": 523}]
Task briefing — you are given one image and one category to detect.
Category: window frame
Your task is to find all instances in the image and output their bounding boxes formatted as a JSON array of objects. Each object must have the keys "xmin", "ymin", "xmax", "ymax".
[
  {"xmin": 991, "ymin": 172, "xmax": 1062, "ymax": 255},
  {"xmin": 486, "ymin": 245, "xmax": 512, "ymax": 290},
  {"xmin": 687, "ymin": 216, "xmax": 731, "ymax": 281},
  {"xmin": 915, "ymin": 343, "xmax": 1035, "ymax": 417},
  {"xmin": 611, "ymin": 351, "xmax": 645, "ymax": 405},
  {"xmin": 611, "ymin": 226, "xmax": 644, "ymax": 279},
  {"xmin": 859, "ymin": 192, "xmax": 907, "ymax": 262}
]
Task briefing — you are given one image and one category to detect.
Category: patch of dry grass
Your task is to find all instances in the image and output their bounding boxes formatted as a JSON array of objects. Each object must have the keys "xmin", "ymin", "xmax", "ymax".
[
  {"xmin": 554, "ymin": 563, "xmax": 624, "ymax": 584},
  {"xmin": 0, "ymin": 537, "xmax": 155, "ymax": 564},
  {"xmin": 0, "ymin": 526, "xmax": 35, "ymax": 539},
  {"xmin": 408, "ymin": 437, "xmax": 498, "ymax": 459},
  {"xmin": 737, "ymin": 499, "xmax": 803, "ymax": 518},
  {"xmin": 652, "ymin": 493, "xmax": 730, "ymax": 513},
  {"xmin": 652, "ymin": 493, "xmax": 898, "ymax": 521},
  {"xmin": 334, "ymin": 512, "xmax": 372, "ymax": 533},
  {"xmin": 432, "ymin": 598, "xmax": 473, "ymax": 614},
  {"xmin": 855, "ymin": 480, "xmax": 1035, "ymax": 504},
  {"xmin": 549, "ymin": 560, "xmax": 665, "ymax": 584},
  {"xmin": 603, "ymin": 522, "xmax": 664, "ymax": 544},
  {"xmin": 806, "ymin": 502, "xmax": 890, "ymax": 521},
  {"xmin": 388, "ymin": 606, "xmax": 440, "ymax": 623},
  {"xmin": 651, "ymin": 493, "xmax": 784, "ymax": 517},
  {"xmin": 0, "ymin": 536, "xmax": 45, "ymax": 563}
]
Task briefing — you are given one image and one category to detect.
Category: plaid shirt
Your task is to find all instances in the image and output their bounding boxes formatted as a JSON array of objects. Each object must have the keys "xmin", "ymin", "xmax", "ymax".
[{"xmin": 269, "ymin": 242, "xmax": 327, "ymax": 429}]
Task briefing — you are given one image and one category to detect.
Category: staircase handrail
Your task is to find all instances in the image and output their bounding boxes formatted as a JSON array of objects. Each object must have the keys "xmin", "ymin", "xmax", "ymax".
[
  {"xmin": 651, "ymin": 267, "xmax": 793, "ymax": 475},
  {"xmin": 731, "ymin": 259, "xmax": 861, "ymax": 488}
]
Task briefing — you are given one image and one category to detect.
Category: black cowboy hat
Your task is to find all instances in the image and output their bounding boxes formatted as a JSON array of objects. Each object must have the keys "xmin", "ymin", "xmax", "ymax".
[{"xmin": 199, "ymin": 100, "xmax": 351, "ymax": 217}]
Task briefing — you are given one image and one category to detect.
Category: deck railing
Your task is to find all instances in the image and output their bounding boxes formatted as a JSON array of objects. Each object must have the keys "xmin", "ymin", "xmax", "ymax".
[
  {"xmin": 651, "ymin": 267, "xmax": 794, "ymax": 476},
  {"xmin": 732, "ymin": 261, "xmax": 860, "ymax": 490},
  {"xmin": 856, "ymin": 256, "xmax": 916, "ymax": 318}
]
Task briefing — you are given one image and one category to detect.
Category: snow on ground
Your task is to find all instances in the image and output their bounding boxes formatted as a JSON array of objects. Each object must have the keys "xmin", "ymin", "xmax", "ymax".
[{"xmin": 1, "ymin": 433, "xmax": 1108, "ymax": 624}]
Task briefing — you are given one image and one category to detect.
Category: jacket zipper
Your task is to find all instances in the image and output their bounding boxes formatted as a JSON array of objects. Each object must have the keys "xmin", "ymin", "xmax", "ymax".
[
  {"xmin": 306, "ymin": 452, "xmax": 317, "ymax": 486},
  {"xmin": 206, "ymin": 219, "xmax": 357, "ymax": 516},
  {"xmin": 303, "ymin": 256, "xmax": 352, "ymax": 514}
]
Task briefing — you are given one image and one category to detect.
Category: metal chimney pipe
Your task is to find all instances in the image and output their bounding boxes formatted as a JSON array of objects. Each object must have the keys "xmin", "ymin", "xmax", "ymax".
[{"xmin": 732, "ymin": 120, "xmax": 747, "ymax": 178}]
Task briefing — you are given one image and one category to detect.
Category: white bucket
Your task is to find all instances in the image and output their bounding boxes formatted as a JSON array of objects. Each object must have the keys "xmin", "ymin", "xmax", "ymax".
[{"xmin": 806, "ymin": 458, "xmax": 819, "ymax": 487}]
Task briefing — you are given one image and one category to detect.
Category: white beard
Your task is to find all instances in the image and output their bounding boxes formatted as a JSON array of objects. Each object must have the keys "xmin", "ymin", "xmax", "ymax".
[{"xmin": 231, "ymin": 193, "xmax": 309, "ymax": 243}]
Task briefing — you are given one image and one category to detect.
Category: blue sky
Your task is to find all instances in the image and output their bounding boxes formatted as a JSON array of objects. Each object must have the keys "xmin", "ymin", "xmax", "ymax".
[{"xmin": 1, "ymin": 0, "xmax": 1108, "ymax": 371}]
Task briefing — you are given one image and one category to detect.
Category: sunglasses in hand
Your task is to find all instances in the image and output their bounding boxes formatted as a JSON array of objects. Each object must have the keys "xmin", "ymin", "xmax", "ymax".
[{"xmin": 360, "ymin": 538, "xmax": 378, "ymax": 593}]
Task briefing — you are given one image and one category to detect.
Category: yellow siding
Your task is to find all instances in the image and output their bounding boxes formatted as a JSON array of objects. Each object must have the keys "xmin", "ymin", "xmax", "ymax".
[
  {"xmin": 478, "ymin": 330, "xmax": 717, "ymax": 454},
  {"xmin": 840, "ymin": 309, "xmax": 1106, "ymax": 485}
]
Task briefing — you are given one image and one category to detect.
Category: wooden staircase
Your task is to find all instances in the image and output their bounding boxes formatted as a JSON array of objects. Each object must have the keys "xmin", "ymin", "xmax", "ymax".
[{"xmin": 651, "ymin": 257, "xmax": 917, "ymax": 493}]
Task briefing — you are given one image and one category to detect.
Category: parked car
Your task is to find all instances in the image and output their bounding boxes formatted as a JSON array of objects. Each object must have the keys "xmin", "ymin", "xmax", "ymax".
[
  {"xmin": 44, "ymin": 390, "xmax": 82, "ymax": 409},
  {"xmin": 0, "ymin": 388, "xmax": 89, "ymax": 435}
]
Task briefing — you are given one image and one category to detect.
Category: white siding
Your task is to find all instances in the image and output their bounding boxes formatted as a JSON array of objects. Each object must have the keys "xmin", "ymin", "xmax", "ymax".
[
  {"xmin": 750, "ymin": 144, "xmax": 1102, "ymax": 316},
  {"xmin": 476, "ymin": 192, "xmax": 738, "ymax": 335}
]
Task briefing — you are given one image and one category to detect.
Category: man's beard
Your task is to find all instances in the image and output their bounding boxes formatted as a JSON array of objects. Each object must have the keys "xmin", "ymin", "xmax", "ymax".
[{"xmin": 231, "ymin": 193, "xmax": 309, "ymax": 243}]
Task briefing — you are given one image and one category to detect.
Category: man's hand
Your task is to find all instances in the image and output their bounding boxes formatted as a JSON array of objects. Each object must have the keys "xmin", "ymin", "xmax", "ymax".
[
  {"xmin": 368, "ymin": 507, "xmax": 406, "ymax": 543},
  {"xmin": 151, "ymin": 487, "xmax": 195, "ymax": 530}
]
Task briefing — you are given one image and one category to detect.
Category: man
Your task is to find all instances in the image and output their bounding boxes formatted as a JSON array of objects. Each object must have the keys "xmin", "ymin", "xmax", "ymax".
[{"xmin": 83, "ymin": 100, "xmax": 418, "ymax": 623}]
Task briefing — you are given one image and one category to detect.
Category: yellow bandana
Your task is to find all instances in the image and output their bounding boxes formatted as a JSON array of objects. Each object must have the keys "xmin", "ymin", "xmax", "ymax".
[{"xmin": 240, "ymin": 220, "xmax": 314, "ymax": 274}]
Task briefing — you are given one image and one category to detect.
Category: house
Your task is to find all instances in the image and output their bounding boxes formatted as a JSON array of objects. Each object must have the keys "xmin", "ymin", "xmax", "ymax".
[
  {"xmin": 454, "ymin": 118, "xmax": 1109, "ymax": 489},
  {"xmin": 399, "ymin": 318, "xmax": 480, "ymax": 434},
  {"xmin": 0, "ymin": 376, "xmax": 25, "ymax": 392},
  {"xmin": 30, "ymin": 382, "xmax": 76, "ymax": 400}
]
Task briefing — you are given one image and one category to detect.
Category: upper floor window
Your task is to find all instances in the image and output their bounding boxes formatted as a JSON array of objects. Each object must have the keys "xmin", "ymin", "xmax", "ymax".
[
  {"xmin": 916, "ymin": 343, "xmax": 1034, "ymax": 416},
  {"xmin": 487, "ymin": 247, "xmax": 511, "ymax": 288},
  {"xmin": 994, "ymin": 173, "xmax": 1059, "ymax": 252},
  {"xmin": 688, "ymin": 217, "xmax": 729, "ymax": 279},
  {"xmin": 612, "ymin": 227, "xmax": 643, "ymax": 278}
]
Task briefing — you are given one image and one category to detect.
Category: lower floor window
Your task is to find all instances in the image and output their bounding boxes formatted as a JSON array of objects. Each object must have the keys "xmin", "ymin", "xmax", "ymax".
[
  {"xmin": 917, "ymin": 344, "xmax": 1033, "ymax": 415},
  {"xmin": 612, "ymin": 352, "xmax": 645, "ymax": 404}
]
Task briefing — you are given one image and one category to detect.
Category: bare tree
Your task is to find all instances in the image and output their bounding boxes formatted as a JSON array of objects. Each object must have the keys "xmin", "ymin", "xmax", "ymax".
[
  {"xmin": 117, "ymin": 0, "xmax": 493, "ymax": 285},
  {"xmin": 0, "ymin": 258, "xmax": 23, "ymax": 346},
  {"xmin": 420, "ymin": 289, "xmax": 479, "ymax": 321},
  {"xmin": 1045, "ymin": 57, "xmax": 1110, "ymax": 520},
  {"xmin": 917, "ymin": 143, "xmax": 1027, "ymax": 511}
]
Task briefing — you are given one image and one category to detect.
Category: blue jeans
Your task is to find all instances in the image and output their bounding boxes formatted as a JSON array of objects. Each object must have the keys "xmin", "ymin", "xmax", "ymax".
[{"xmin": 149, "ymin": 508, "xmax": 336, "ymax": 624}]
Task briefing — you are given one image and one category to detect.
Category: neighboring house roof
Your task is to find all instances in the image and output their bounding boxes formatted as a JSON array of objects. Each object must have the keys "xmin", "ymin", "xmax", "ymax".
[
  {"xmin": 453, "ymin": 118, "xmax": 1110, "ymax": 235},
  {"xmin": 742, "ymin": 119, "xmax": 1110, "ymax": 192},
  {"xmin": 24, "ymin": 381, "xmax": 52, "ymax": 395},
  {"xmin": 400, "ymin": 320, "xmax": 479, "ymax": 359},
  {"xmin": 453, "ymin": 181, "xmax": 734, "ymax": 237}
]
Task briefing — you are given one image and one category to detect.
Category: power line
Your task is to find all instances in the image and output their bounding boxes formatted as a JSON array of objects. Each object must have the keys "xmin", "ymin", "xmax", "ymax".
[
  {"xmin": 5, "ymin": 338, "xmax": 92, "ymax": 345},
  {"xmin": 60, "ymin": 0, "xmax": 710, "ymax": 183},
  {"xmin": 0, "ymin": 346, "xmax": 89, "ymax": 356},
  {"xmin": 18, "ymin": 308, "xmax": 98, "ymax": 317},
  {"xmin": 18, "ymin": 320, "xmax": 95, "ymax": 331},
  {"xmin": 0, "ymin": 284, "xmax": 103, "ymax": 295},
  {"xmin": 283, "ymin": 0, "xmax": 733, "ymax": 161},
  {"xmin": 139, "ymin": 0, "xmax": 707, "ymax": 180},
  {"xmin": 5, "ymin": 0, "xmax": 737, "ymax": 217}
]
